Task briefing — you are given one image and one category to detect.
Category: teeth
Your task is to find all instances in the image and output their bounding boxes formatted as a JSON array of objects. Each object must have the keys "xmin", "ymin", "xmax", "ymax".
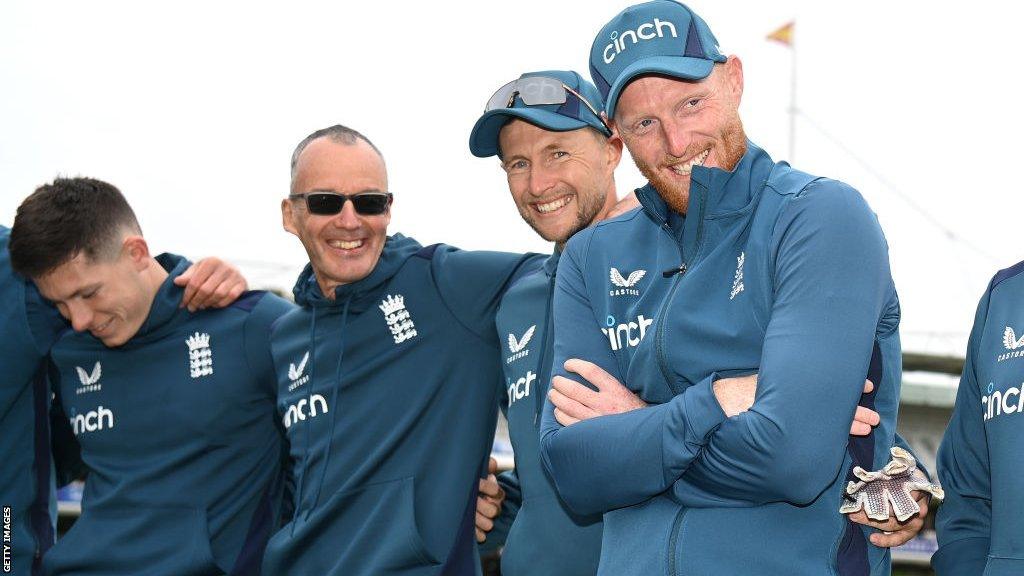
[
  {"xmin": 536, "ymin": 196, "xmax": 572, "ymax": 214},
  {"xmin": 328, "ymin": 239, "xmax": 363, "ymax": 250},
  {"xmin": 93, "ymin": 318, "xmax": 113, "ymax": 333},
  {"xmin": 668, "ymin": 149, "xmax": 710, "ymax": 176}
]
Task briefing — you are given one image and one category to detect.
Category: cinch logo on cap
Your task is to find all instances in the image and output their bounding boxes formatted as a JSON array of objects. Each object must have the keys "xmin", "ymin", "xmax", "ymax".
[{"xmin": 602, "ymin": 18, "xmax": 679, "ymax": 64}]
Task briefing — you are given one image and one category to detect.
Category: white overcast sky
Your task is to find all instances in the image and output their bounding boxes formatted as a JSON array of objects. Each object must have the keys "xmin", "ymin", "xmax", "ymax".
[{"xmin": 2, "ymin": 1, "xmax": 1020, "ymax": 356}]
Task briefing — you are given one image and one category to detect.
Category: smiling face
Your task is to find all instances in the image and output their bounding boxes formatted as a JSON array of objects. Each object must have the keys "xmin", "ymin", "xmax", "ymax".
[
  {"xmin": 283, "ymin": 137, "xmax": 391, "ymax": 297},
  {"xmin": 613, "ymin": 57, "xmax": 747, "ymax": 214},
  {"xmin": 33, "ymin": 238, "xmax": 161, "ymax": 347},
  {"xmin": 497, "ymin": 120, "xmax": 621, "ymax": 246}
]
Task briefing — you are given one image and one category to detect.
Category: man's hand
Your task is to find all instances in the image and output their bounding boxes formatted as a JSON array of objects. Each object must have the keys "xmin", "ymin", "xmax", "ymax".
[
  {"xmin": 549, "ymin": 359, "xmax": 646, "ymax": 426},
  {"xmin": 475, "ymin": 457, "xmax": 504, "ymax": 543},
  {"xmin": 174, "ymin": 257, "xmax": 248, "ymax": 312},
  {"xmin": 714, "ymin": 375, "xmax": 880, "ymax": 437},
  {"xmin": 850, "ymin": 379, "xmax": 881, "ymax": 435},
  {"xmin": 846, "ymin": 492, "xmax": 928, "ymax": 547}
]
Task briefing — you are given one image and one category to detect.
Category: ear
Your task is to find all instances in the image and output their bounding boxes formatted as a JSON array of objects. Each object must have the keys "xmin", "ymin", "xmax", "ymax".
[
  {"xmin": 282, "ymin": 198, "xmax": 299, "ymax": 236},
  {"xmin": 122, "ymin": 235, "xmax": 151, "ymax": 271},
  {"xmin": 723, "ymin": 55, "xmax": 744, "ymax": 105},
  {"xmin": 605, "ymin": 131, "xmax": 624, "ymax": 172}
]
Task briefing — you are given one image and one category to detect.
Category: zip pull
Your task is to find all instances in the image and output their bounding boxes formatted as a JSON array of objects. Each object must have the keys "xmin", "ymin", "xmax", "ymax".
[{"xmin": 662, "ymin": 263, "xmax": 688, "ymax": 278}]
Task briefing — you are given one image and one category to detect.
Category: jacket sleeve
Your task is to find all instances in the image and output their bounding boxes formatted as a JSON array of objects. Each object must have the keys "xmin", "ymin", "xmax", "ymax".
[
  {"xmin": 25, "ymin": 280, "xmax": 67, "ymax": 356},
  {"xmin": 539, "ymin": 233, "xmax": 726, "ymax": 516},
  {"xmin": 670, "ymin": 182, "xmax": 894, "ymax": 506},
  {"xmin": 932, "ymin": 288, "xmax": 992, "ymax": 576},
  {"xmin": 431, "ymin": 248, "xmax": 543, "ymax": 346}
]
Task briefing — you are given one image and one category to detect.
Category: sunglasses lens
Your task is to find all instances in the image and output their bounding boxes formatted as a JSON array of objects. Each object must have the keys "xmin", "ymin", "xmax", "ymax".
[
  {"xmin": 484, "ymin": 77, "xmax": 567, "ymax": 111},
  {"xmin": 306, "ymin": 193, "xmax": 346, "ymax": 215},
  {"xmin": 515, "ymin": 77, "xmax": 566, "ymax": 106},
  {"xmin": 351, "ymin": 194, "xmax": 391, "ymax": 215}
]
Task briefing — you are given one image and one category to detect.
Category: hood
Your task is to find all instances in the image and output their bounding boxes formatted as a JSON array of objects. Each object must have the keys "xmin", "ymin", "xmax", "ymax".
[
  {"xmin": 291, "ymin": 234, "xmax": 423, "ymax": 313},
  {"xmin": 128, "ymin": 253, "xmax": 192, "ymax": 346}
]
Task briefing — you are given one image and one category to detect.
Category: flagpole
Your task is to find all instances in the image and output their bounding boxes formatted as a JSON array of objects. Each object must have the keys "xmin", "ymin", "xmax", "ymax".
[{"xmin": 788, "ymin": 27, "xmax": 797, "ymax": 163}]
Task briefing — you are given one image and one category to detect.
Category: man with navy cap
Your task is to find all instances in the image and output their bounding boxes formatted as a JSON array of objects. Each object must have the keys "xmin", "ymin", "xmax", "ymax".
[
  {"xmin": 539, "ymin": 2, "xmax": 924, "ymax": 574},
  {"xmin": 467, "ymin": 70, "xmax": 623, "ymax": 576}
]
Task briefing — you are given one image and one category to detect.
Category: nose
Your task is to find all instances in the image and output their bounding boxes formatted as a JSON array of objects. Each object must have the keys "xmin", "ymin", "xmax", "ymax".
[
  {"xmin": 331, "ymin": 199, "xmax": 362, "ymax": 229},
  {"xmin": 66, "ymin": 300, "xmax": 94, "ymax": 332},
  {"xmin": 662, "ymin": 118, "xmax": 692, "ymax": 159},
  {"xmin": 528, "ymin": 165, "xmax": 557, "ymax": 197}
]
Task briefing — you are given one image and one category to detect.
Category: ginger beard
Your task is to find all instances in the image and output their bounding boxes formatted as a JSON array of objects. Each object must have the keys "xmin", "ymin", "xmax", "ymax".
[{"xmin": 632, "ymin": 113, "xmax": 746, "ymax": 215}]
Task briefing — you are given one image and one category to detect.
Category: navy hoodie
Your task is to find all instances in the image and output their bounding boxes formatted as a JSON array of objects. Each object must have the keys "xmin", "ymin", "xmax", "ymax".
[
  {"xmin": 934, "ymin": 261, "xmax": 1024, "ymax": 576},
  {"xmin": 262, "ymin": 234, "xmax": 539, "ymax": 576},
  {"xmin": 43, "ymin": 254, "xmax": 292, "ymax": 575},
  {"xmin": 486, "ymin": 249, "xmax": 602, "ymax": 575},
  {"xmin": 1, "ymin": 226, "xmax": 65, "ymax": 576}
]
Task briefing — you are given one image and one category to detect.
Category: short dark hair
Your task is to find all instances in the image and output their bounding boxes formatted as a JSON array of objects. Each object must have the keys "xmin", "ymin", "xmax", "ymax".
[
  {"xmin": 9, "ymin": 177, "xmax": 142, "ymax": 278},
  {"xmin": 290, "ymin": 124, "xmax": 384, "ymax": 184}
]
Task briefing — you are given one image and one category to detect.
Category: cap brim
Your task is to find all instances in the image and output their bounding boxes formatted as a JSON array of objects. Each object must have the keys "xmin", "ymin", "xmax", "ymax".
[
  {"xmin": 469, "ymin": 108, "xmax": 590, "ymax": 158},
  {"xmin": 604, "ymin": 56, "xmax": 715, "ymax": 119}
]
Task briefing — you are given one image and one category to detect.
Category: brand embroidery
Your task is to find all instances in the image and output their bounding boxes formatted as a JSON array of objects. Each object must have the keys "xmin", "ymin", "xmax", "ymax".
[
  {"xmin": 186, "ymin": 332, "xmax": 214, "ymax": 378},
  {"xmin": 288, "ymin": 351, "xmax": 310, "ymax": 391},
  {"xmin": 70, "ymin": 406, "xmax": 115, "ymax": 435},
  {"xmin": 283, "ymin": 394, "xmax": 329, "ymax": 429},
  {"xmin": 998, "ymin": 326, "xmax": 1024, "ymax": 362},
  {"xmin": 730, "ymin": 252, "xmax": 745, "ymax": 300},
  {"xmin": 507, "ymin": 325, "xmax": 536, "ymax": 364},
  {"xmin": 380, "ymin": 294, "xmax": 418, "ymax": 344},
  {"xmin": 609, "ymin": 267, "xmax": 646, "ymax": 296},
  {"xmin": 602, "ymin": 18, "xmax": 678, "ymax": 64},
  {"xmin": 75, "ymin": 361, "xmax": 102, "ymax": 394}
]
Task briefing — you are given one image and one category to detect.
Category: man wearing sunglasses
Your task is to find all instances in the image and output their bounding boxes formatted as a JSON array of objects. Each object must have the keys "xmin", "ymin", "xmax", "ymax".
[
  {"xmin": 7, "ymin": 177, "xmax": 287, "ymax": 575},
  {"xmin": 537, "ymin": 2, "xmax": 927, "ymax": 575},
  {"xmin": 261, "ymin": 125, "xmax": 540, "ymax": 576}
]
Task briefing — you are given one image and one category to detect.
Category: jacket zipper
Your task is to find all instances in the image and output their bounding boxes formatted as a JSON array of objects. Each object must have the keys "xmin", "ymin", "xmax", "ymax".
[
  {"xmin": 667, "ymin": 507, "xmax": 688, "ymax": 576},
  {"xmin": 651, "ymin": 188, "xmax": 707, "ymax": 395}
]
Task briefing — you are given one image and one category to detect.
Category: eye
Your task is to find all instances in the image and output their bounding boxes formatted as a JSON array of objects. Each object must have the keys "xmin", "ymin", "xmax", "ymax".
[
  {"xmin": 553, "ymin": 150, "xmax": 569, "ymax": 159},
  {"xmin": 505, "ymin": 159, "xmax": 529, "ymax": 172},
  {"xmin": 685, "ymin": 98, "xmax": 702, "ymax": 108},
  {"xmin": 82, "ymin": 288, "xmax": 99, "ymax": 300},
  {"xmin": 632, "ymin": 118, "xmax": 656, "ymax": 135}
]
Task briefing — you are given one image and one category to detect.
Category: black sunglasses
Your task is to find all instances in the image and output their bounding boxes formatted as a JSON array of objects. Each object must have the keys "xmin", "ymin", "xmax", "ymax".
[{"xmin": 289, "ymin": 192, "xmax": 393, "ymax": 216}]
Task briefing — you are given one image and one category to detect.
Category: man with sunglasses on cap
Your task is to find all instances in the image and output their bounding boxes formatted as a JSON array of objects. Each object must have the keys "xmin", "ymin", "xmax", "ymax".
[
  {"xmin": 538, "ymin": 2, "xmax": 926, "ymax": 575},
  {"xmin": 260, "ymin": 125, "xmax": 540, "ymax": 576},
  {"xmin": 467, "ymin": 70, "xmax": 621, "ymax": 576},
  {"xmin": 468, "ymin": 70, "xmax": 895, "ymax": 575}
]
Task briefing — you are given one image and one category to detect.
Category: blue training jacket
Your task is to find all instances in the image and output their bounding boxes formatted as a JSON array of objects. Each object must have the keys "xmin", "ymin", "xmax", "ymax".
[
  {"xmin": 262, "ymin": 234, "xmax": 540, "ymax": 576},
  {"xmin": 540, "ymin": 142, "xmax": 905, "ymax": 576},
  {"xmin": 934, "ymin": 261, "xmax": 1024, "ymax": 576},
  {"xmin": 487, "ymin": 250, "xmax": 603, "ymax": 576},
  {"xmin": 43, "ymin": 254, "xmax": 293, "ymax": 576},
  {"xmin": 1, "ymin": 226, "xmax": 65, "ymax": 576}
]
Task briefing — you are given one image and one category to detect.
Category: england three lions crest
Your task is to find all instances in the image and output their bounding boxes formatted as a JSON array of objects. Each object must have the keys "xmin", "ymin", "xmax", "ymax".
[
  {"xmin": 186, "ymin": 332, "xmax": 214, "ymax": 378},
  {"xmin": 380, "ymin": 294, "xmax": 418, "ymax": 344}
]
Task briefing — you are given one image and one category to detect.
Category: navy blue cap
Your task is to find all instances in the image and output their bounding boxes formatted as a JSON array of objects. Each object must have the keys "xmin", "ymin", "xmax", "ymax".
[
  {"xmin": 589, "ymin": 1, "xmax": 726, "ymax": 119},
  {"xmin": 469, "ymin": 70, "xmax": 609, "ymax": 158}
]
